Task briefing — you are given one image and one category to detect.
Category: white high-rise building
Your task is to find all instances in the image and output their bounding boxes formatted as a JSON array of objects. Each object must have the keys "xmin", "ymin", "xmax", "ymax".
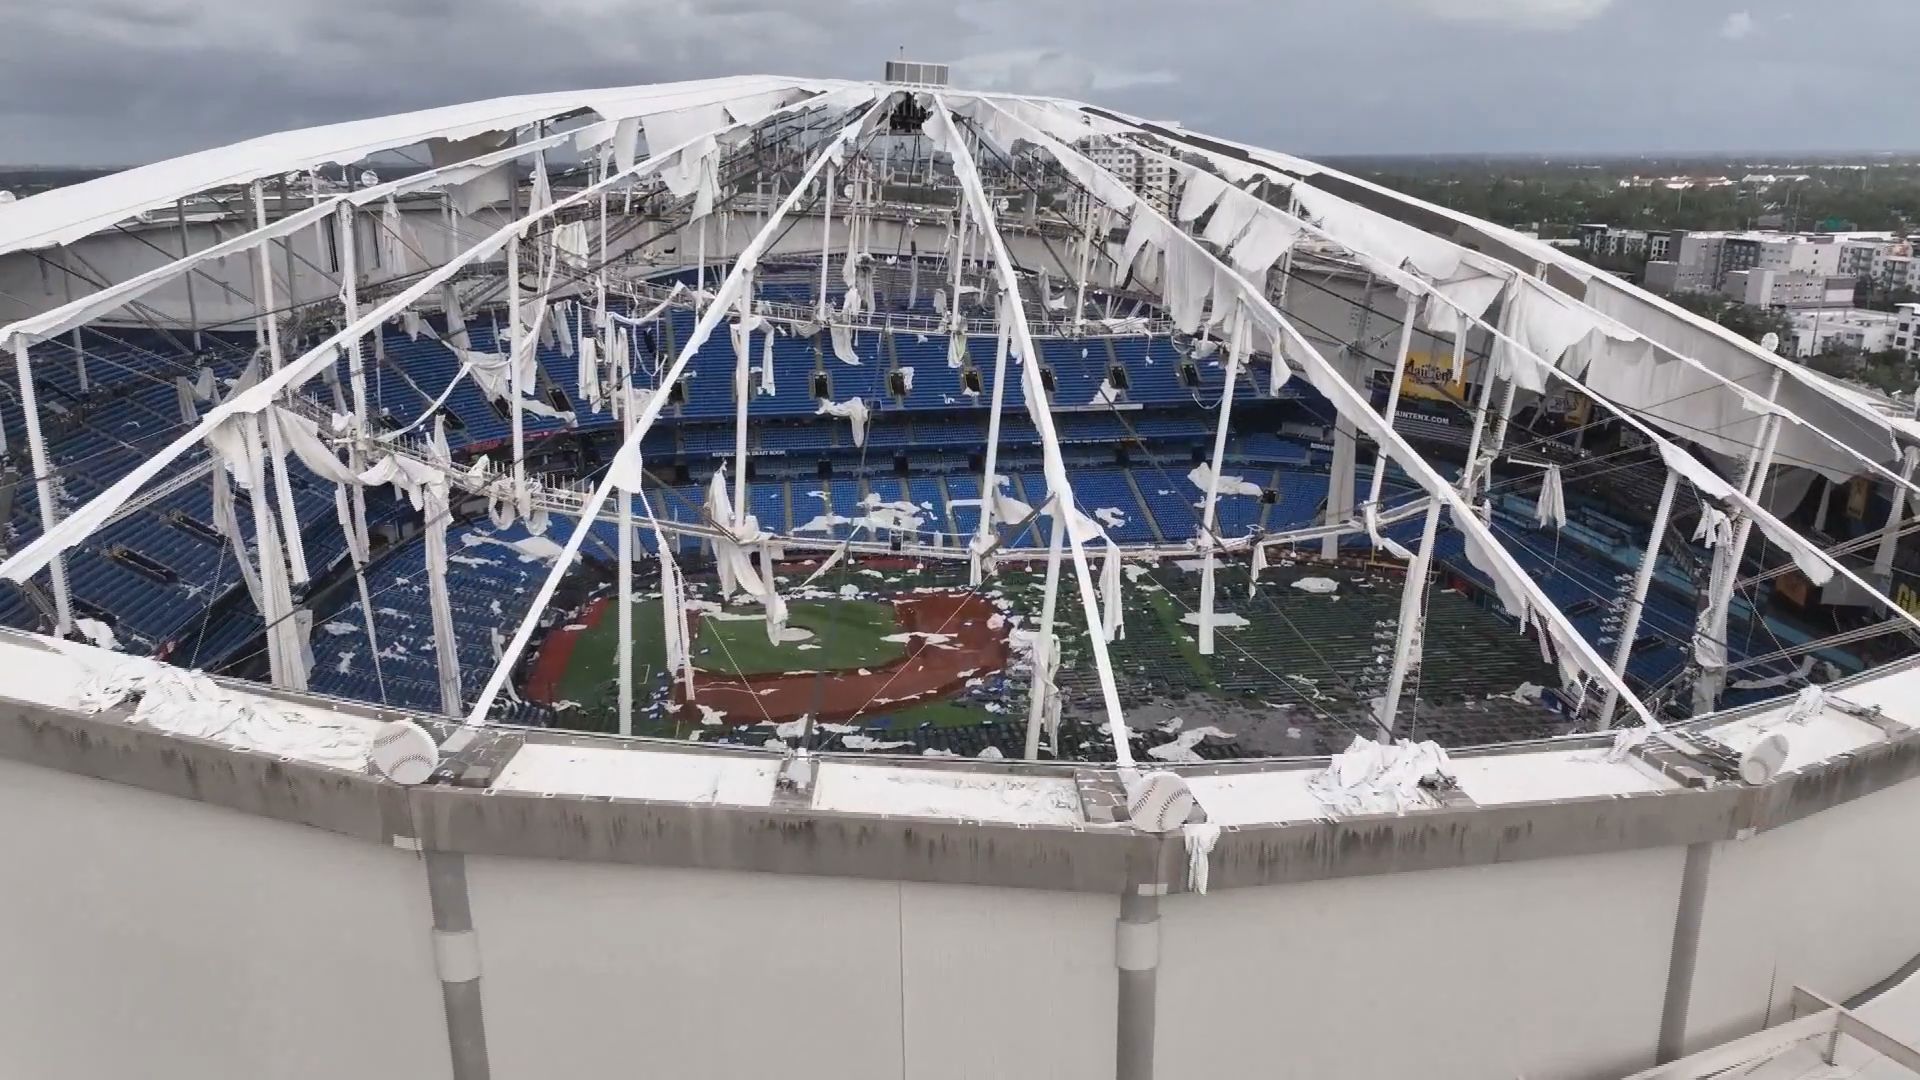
[{"xmin": 1070, "ymin": 139, "xmax": 1175, "ymax": 221}]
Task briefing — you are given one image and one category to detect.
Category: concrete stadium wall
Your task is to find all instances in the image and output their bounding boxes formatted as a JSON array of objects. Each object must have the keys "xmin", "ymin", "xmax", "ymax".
[
  {"xmin": 0, "ymin": 756, "xmax": 450, "ymax": 1080},
  {"xmin": 467, "ymin": 858, "xmax": 1116, "ymax": 1080},
  {"xmin": 7, "ymin": 695, "xmax": 1920, "ymax": 1079},
  {"xmin": 1685, "ymin": 773, "xmax": 1920, "ymax": 1054},
  {"xmin": 1154, "ymin": 845, "xmax": 1684, "ymax": 1080}
]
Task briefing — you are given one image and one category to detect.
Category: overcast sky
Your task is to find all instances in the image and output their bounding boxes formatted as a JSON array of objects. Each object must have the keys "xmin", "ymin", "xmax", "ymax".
[{"xmin": 3, "ymin": 0, "xmax": 1915, "ymax": 165}]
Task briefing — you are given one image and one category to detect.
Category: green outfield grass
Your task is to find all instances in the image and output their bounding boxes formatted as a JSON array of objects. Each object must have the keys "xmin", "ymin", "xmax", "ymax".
[
  {"xmin": 553, "ymin": 598, "xmax": 668, "ymax": 709},
  {"xmin": 694, "ymin": 599, "xmax": 906, "ymax": 675},
  {"xmin": 877, "ymin": 697, "xmax": 996, "ymax": 729}
]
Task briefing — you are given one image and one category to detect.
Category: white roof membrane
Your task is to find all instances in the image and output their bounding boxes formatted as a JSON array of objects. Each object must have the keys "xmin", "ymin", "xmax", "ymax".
[{"xmin": 0, "ymin": 75, "xmax": 829, "ymax": 257}]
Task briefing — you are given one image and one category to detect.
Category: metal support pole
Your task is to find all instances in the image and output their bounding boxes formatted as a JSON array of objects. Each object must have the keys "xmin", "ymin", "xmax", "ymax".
[
  {"xmin": 339, "ymin": 203, "xmax": 370, "ymax": 437},
  {"xmin": 422, "ymin": 851, "xmax": 493, "ymax": 1080},
  {"xmin": 336, "ymin": 203, "xmax": 386, "ymax": 699},
  {"xmin": 427, "ymin": 481, "xmax": 463, "ymax": 718},
  {"xmin": 695, "ymin": 215, "xmax": 707, "ymax": 310},
  {"xmin": 1871, "ymin": 444, "xmax": 1918, "ymax": 591},
  {"xmin": 175, "ymin": 198, "xmax": 202, "ymax": 353},
  {"xmin": 1656, "ymin": 842, "xmax": 1715, "ymax": 1063},
  {"xmin": 241, "ymin": 413, "xmax": 293, "ymax": 688},
  {"xmin": 818, "ymin": 163, "xmax": 833, "ymax": 315},
  {"xmin": 247, "ymin": 185, "xmax": 304, "ymax": 688},
  {"xmin": 1697, "ymin": 371, "xmax": 1785, "ymax": 713},
  {"xmin": 1363, "ymin": 296, "xmax": 1421, "ymax": 518},
  {"xmin": 1457, "ymin": 280, "xmax": 1515, "ymax": 497},
  {"xmin": 1323, "ymin": 275, "xmax": 1374, "ymax": 559},
  {"xmin": 1072, "ymin": 205, "xmax": 1093, "ymax": 334},
  {"xmin": 54, "ymin": 251, "xmax": 86, "ymax": 395},
  {"xmin": 596, "ymin": 167, "xmax": 610, "ymax": 327},
  {"xmin": 608, "ymin": 157, "xmax": 635, "ymax": 739},
  {"xmin": 1025, "ymin": 495, "xmax": 1067, "ymax": 760},
  {"xmin": 617, "ymin": 378, "xmax": 635, "ymax": 736},
  {"xmin": 1458, "ymin": 355, "xmax": 1500, "ymax": 495},
  {"xmin": 949, "ymin": 198, "xmax": 969, "ymax": 325},
  {"xmin": 1379, "ymin": 497, "xmax": 1444, "ymax": 740},
  {"xmin": 1487, "ymin": 371, "xmax": 1521, "ymax": 461},
  {"xmin": 277, "ymin": 175, "xmax": 299, "ymax": 311},
  {"xmin": 1601, "ymin": 469, "xmax": 1680, "ymax": 727},
  {"xmin": 1323, "ymin": 412, "xmax": 1359, "ymax": 560},
  {"xmin": 973, "ymin": 301, "xmax": 1013, "ymax": 586},
  {"xmin": 1197, "ymin": 308, "xmax": 1246, "ymax": 656},
  {"xmin": 732, "ymin": 277, "xmax": 752, "ymax": 529},
  {"xmin": 253, "ymin": 185, "xmax": 309, "ymax": 585},
  {"xmin": 10, "ymin": 338, "xmax": 72, "ymax": 636},
  {"xmin": 1116, "ymin": 865, "xmax": 1166, "ymax": 1080},
  {"xmin": 507, "ymin": 230, "xmax": 525, "ymax": 495},
  {"xmin": 1486, "ymin": 267, "xmax": 1550, "ymax": 463},
  {"xmin": 1273, "ymin": 190, "xmax": 1301, "ymax": 310}
]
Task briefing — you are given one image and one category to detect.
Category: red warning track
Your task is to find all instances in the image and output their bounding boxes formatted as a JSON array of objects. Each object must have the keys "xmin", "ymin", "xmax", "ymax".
[
  {"xmin": 524, "ymin": 595, "xmax": 608, "ymax": 703},
  {"xmin": 678, "ymin": 591, "xmax": 1008, "ymax": 724}
]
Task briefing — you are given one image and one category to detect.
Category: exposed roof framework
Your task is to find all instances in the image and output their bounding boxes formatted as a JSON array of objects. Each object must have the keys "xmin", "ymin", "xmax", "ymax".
[{"xmin": 2, "ymin": 74, "xmax": 1916, "ymax": 758}]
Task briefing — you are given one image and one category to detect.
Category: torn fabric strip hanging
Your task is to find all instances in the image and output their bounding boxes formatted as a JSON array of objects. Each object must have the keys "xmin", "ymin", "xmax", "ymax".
[
  {"xmin": 1535, "ymin": 464, "xmax": 1567, "ymax": 530},
  {"xmin": 816, "ymin": 396, "xmax": 869, "ymax": 447},
  {"xmin": 205, "ymin": 418, "xmax": 264, "ymax": 611},
  {"xmin": 1099, "ymin": 541, "xmax": 1125, "ymax": 642},
  {"xmin": 830, "ymin": 322, "xmax": 861, "ymax": 365}
]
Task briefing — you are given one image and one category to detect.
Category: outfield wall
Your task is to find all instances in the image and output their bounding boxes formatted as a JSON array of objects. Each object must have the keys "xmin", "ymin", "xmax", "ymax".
[{"xmin": 5, "ymin": 660, "xmax": 1920, "ymax": 1079}]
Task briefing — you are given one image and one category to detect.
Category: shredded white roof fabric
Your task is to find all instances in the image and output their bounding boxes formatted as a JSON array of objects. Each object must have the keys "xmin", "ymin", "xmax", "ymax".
[
  {"xmin": 0, "ymin": 76, "xmax": 830, "ymax": 257},
  {"xmin": 1308, "ymin": 736, "xmax": 1455, "ymax": 816},
  {"xmin": 15, "ymin": 636, "xmax": 383, "ymax": 771}
]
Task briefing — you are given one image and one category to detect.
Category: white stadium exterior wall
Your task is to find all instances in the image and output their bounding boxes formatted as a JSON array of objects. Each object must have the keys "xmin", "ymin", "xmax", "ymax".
[
  {"xmin": 8, "ymin": 720, "xmax": 1920, "ymax": 1077},
  {"xmin": 1685, "ymin": 773, "xmax": 1920, "ymax": 1055},
  {"xmin": 1152, "ymin": 845, "xmax": 1684, "ymax": 1080},
  {"xmin": 463, "ymin": 857, "xmax": 1117, "ymax": 1080},
  {"xmin": 0, "ymin": 756, "xmax": 450, "ymax": 1080}
]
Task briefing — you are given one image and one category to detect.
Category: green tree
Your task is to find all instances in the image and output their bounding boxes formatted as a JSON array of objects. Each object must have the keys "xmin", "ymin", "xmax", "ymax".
[
  {"xmin": 1650, "ymin": 290, "xmax": 1794, "ymax": 347},
  {"xmin": 1806, "ymin": 345, "xmax": 1916, "ymax": 395}
]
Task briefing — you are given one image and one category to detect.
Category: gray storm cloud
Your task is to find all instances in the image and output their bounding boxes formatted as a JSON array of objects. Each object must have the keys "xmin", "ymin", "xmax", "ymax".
[{"xmin": 0, "ymin": 0, "xmax": 1914, "ymax": 164}]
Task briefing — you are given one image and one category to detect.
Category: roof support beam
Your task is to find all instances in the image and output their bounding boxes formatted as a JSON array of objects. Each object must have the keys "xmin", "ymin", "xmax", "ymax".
[
  {"xmin": 1602, "ymin": 470, "xmax": 1682, "ymax": 727},
  {"xmin": 928, "ymin": 92, "xmax": 1141, "ymax": 765}
]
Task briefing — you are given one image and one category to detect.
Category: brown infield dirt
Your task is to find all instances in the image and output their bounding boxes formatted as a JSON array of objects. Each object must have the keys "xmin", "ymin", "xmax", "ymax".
[{"xmin": 676, "ymin": 591, "xmax": 1010, "ymax": 725}]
